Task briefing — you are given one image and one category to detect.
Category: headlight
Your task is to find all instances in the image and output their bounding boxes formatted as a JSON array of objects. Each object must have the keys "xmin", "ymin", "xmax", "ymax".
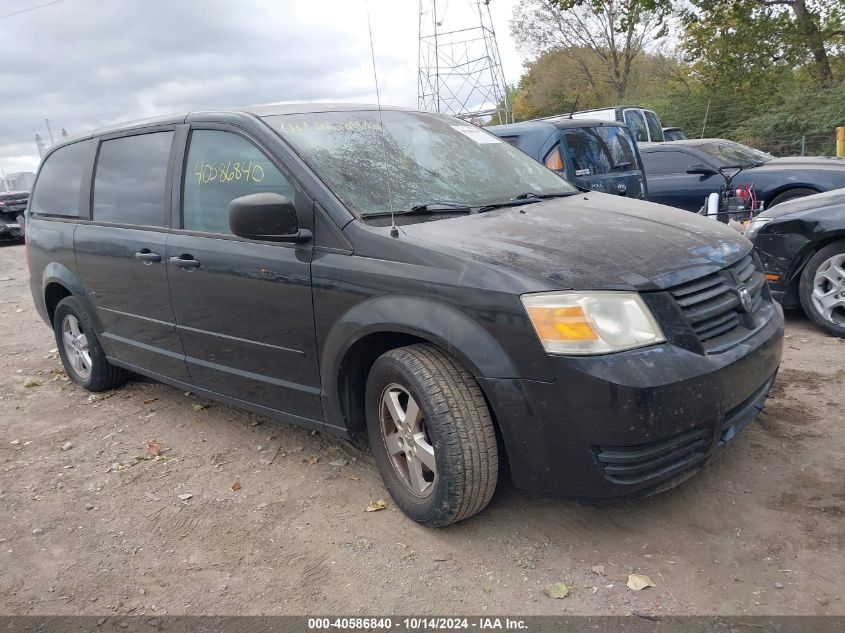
[
  {"xmin": 744, "ymin": 217, "xmax": 772, "ymax": 240},
  {"xmin": 521, "ymin": 291, "xmax": 665, "ymax": 355}
]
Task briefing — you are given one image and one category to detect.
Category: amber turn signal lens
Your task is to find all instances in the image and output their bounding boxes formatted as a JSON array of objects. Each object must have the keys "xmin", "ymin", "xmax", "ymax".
[
  {"xmin": 525, "ymin": 306, "xmax": 598, "ymax": 341},
  {"xmin": 764, "ymin": 273, "xmax": 781, "ymax": 282}
]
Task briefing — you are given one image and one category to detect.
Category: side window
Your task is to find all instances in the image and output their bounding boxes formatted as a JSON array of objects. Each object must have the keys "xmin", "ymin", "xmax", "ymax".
[
  {"xmin": 183, "ymin": 130, "xmax": 295, "ymax": 235},
  {"xmin": 642, "ymin": 151, "xmax": 693, "ymax": 175},
  {"xmin": 624, "ymin": 110, "xmax": 648, "ymax": 143},
  {"xmin": 643, "ymin": 110, "xmax": 664, "ymax": 142},
  {"xmin": 30, "ymin": 140, "xmax": 92, "ymax": 217},
  {"xmin": 93, "ymin": 132, "xmax": 174, "ymax": 226}
]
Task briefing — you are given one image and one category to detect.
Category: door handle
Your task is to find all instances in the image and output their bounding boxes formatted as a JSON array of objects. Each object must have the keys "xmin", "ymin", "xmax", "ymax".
[
  {"xmin": 170, "ymin": 255, "xmax": 200, "ymax": 270},
  {"xmin": 135, "ymin": 249, "xmax": 162, "ymax": 264}
]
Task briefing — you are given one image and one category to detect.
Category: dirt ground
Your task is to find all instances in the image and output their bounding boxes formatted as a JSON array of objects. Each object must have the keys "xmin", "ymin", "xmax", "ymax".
[{"xmin": 0, "ymin": 241, "xmax": 843, "ymax": 617}]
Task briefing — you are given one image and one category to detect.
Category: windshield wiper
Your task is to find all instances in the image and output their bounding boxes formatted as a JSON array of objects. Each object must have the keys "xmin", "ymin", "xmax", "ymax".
[
  {"xmin": 514, "ymin": 191, "xmax": 577, "ymax": 200},
  {"xmin": 477, "ymin": 191, "xmax": 577, "ymax": 212},
  {"xmin": 364, "ymin": 201, "xmax": 473, "ymax": 219}
]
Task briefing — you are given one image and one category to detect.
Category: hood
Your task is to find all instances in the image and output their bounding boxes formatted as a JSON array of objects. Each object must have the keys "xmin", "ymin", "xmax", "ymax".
[
  {"xmin": 400, "ymin": 193, "xmax": 750, "ymax": 291},
  {"xmin": 758, "ymin": 156, "xmax": 845, "ymax": 171},
  {"xmin": 758, "ymin": 188, "xmax": 845, "ymax": 221}
]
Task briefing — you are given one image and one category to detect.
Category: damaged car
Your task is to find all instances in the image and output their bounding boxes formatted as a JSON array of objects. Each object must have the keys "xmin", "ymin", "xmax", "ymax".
[{"xmin": 25, "ymin": 104, "xmax": 783, "ymax": 526}]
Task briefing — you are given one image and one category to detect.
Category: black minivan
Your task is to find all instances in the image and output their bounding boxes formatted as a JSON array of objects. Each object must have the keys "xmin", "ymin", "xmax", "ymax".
[
  {"xmin": 488, "ymin": 118, "xmax": 648, "ymax": 200},
  {"xmin": 26, "ymin": 104, "xmax": 783, "ymax": 526}
]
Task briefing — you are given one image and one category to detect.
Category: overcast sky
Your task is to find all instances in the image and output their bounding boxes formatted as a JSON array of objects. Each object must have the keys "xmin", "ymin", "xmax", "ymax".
[{"xmin": 0, "ymin": 0, "xmax": 524, "ymax": 175}]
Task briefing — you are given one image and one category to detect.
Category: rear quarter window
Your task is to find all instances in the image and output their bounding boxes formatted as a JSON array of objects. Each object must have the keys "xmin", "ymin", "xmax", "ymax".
[{"xmin": 30, "ymin": 140, "xmax": 93, "ymax": 217}]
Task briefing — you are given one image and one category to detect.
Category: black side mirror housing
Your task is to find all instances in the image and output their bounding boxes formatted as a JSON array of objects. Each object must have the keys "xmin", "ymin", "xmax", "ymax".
[
  {"xmin": 686, "ymin": 162, "xmax": 718, "ymax": 176},
  {"xmin": 228, "ymin": 193, "xmax": 312, "ymax": 243}
]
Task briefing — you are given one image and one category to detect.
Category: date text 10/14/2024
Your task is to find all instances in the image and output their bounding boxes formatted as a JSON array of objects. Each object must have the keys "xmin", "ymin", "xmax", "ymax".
[{"xmin": 307, "ymin": 618, "xmax": 529, "ymax": 630}]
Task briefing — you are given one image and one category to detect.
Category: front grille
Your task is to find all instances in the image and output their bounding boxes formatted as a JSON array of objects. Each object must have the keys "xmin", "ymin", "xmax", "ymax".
[
  {"xmin": 668, "ymin": 254, "xmax": 765, "ymax": 345},
  {"xmin": 595, "ymin": 428, "xmax": 709, "ymax": 485}
]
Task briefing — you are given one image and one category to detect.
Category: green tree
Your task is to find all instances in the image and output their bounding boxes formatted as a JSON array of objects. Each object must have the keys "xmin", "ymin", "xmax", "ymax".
[
  {"xmin": 683, "ymin": 0, "xmax": 844, "ymax": 87},
  {"xmin": 511, "ymin": 0, "xmax": 673, "ymax": 101}
]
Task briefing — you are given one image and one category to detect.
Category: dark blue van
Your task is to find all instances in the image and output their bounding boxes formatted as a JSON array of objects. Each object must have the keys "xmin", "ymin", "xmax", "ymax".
[{"xmin": 488, "ymin": 118, "xmax": 648, "ymax": 200}]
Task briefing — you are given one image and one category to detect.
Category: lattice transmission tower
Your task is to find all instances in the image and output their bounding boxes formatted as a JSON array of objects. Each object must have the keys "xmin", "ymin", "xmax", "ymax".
[{"xmin": 418, "ymin": 0, "xmax": 512, "ymax": 124}]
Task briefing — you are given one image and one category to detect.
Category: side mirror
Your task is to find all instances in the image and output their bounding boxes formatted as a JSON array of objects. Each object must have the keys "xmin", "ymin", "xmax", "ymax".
[
  {"xmin": 228, "ymin": 193, "xmax": 311, "ymax": 243},
  {"xmin": 686, "ymin": 162, "xmax": 718, "ymax": 176}
]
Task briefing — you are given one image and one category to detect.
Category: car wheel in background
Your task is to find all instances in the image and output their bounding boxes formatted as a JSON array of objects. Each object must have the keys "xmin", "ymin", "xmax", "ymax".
[
  {"xmin": 365, "ymin": 344, "xmax": 498, "ymax": 527},
  {"xmin": 799, "ymin": 240, "xmax": 845, "ymax": 338},
  {"xmin": 53, "ymin": 296, "xmax": 130, "ymax": 391},
  {"xmin": 768, "ymin": 188, "xmax": 818, "ymax": 207}
]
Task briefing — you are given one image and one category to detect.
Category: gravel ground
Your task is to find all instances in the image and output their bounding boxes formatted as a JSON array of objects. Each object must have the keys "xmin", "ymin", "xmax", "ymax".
[{"xmin": 0, "ymin": 242, "xmax": 842, "ymax": 616}]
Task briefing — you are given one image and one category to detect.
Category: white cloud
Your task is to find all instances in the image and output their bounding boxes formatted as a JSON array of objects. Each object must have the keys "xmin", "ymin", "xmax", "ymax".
[{"xmin": 0, "ymin": 0, "xmax": 524, "ymax": 173}]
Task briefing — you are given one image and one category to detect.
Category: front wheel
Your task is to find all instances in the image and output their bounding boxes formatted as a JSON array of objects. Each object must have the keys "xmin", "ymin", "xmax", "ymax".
[
  {"xmin": 53, "ymin": 296, "xmax": 130, "ymax": 391},
  {"xmin": 365, "ymin": 344, "xmax": 498, "ymax": 527},
  {"xmin": 799, "ymin": 240, "xmax": 845, "ymax": 337}
]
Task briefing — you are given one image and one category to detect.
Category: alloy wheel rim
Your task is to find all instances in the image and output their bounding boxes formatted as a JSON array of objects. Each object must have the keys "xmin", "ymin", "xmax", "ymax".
[
  {"xmin": 62, "ymin": 315, "xmax": 92, "ymax": 380},
  {"xmin": 811, "ymin": 253, "xmax": 845, "ymax": 328},
  {"xmin": 378, "ymin": 383, "xmax": 437, "ymax": 498}
]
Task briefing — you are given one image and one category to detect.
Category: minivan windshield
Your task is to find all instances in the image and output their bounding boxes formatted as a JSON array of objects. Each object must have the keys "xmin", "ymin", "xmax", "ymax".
[
  {"xmin": 263, "ymin": 110, "xmax": 575, "ymax": 217},
  {"xmin": 697, "ymin": 140, "xmax": 774, "ymax": 167}
]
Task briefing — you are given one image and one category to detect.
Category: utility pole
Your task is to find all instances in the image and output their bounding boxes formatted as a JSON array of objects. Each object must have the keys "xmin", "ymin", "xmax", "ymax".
[{"xmin": 418, "ymin": 0, "xmax": 512, "ymax": 124}]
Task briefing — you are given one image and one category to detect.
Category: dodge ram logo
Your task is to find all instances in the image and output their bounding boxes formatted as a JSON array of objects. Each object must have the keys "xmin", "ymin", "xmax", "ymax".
[{"xmin": 738, "ymin": 286, "xmax": 753, "ymax": 313}]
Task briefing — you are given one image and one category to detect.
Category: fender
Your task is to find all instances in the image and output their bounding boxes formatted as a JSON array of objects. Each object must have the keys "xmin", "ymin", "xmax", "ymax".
[
  {"xmin": 319, "ymin": 294, "xmax": 522, "ymax": 432},
  {"xmin": 40, "ymin": 263, "xmax": 105, "ymax": 336}
]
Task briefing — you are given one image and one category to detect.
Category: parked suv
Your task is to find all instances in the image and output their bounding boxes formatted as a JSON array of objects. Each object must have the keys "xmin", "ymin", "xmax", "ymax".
[
  {"xmin": 26, "ymin": 104, "xmax": 783, "ymax": 526},
  {"xmin": 488, "ymin": 118, "xmax": 648, "ymax": 200}
]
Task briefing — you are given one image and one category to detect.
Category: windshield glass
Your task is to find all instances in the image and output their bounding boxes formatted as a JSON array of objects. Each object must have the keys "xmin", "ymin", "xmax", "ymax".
[
  {"xmin": 263, "ymin": 110, "xmax": 574, "ymax": 216},
  {"xmin": 697, "ymin": 140, "xmax": 774, "ymax": 166}
]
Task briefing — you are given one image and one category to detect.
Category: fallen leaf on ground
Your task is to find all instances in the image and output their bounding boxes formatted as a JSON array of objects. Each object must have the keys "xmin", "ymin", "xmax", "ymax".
[
  {"xmin": 192, "ymin": 403, "xmax": 208, "ymax": 412},
  {"xmin": 544, "ymin": 582, "xmax": 570, "ymax": 599},
  {"xmin": 23, "ymin": 377, "xmax": 43, "ymax": 387},
  {"xmin": 249, "ymin": 420, "xmax": 262, "ymax": 427},
  {"xmin": 177, "ymin": 493, "xmax": 193, "ymax": 501},
  {"xmin": 147, "ymin": 438, "xmax": 162, "ymax": 457},
  {"xmin": 627, "ymin": 574, "xmax": 655, "ymax": 591},
  {"xmin": 304, "ymin": 456, "xmax": 319, "ymax": 465},
  {"xmin": 591, "ymin": 565, "xmax": 606, "ymax": 576},
  {"xmin": 143, "ymin": 398, "xmax": 159, "ymax": 405},
  {"xmin": 366, "ymin": 498, "xmax": 387, "ymax": 512},
  {"xmin": 347, "ymin": 474, "xmax": 360, "ymax": 482},
  {"xmin": 231, "ymin": 481, "xmax": 241, "ymax": 492}
]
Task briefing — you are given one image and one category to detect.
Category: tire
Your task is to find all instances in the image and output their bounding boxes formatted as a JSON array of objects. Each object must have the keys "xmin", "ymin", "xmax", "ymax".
[
  {"xmin": 53, "ymin": 296, "xmax": 130, "ymax": 391},
  {"xmin": 798, "ymin": 240, "xmax": 845, "ymax": 338},
  {"xmin": 768, "ymin": 188, "xmax": 817, "ymax": 208},
  {"xmin": 365, "ymin": 344, "xmax": 498, "ymax": 527}
]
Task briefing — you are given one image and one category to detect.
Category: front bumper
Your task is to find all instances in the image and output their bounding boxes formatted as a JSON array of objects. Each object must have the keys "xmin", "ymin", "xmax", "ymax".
[{"xmin": 481, "ymin": 301, "xmax": 784, "ymax": 498}]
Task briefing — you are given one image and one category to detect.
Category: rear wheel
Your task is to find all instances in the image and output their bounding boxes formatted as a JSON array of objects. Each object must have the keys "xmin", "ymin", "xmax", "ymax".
[
  {"xmin": 53, "ymin": 296, "xmax": 130, "ymax": 391},
  {"xmin": 365, "ymin": 344, "xmax": 498, "ymax": 527},
  {"xmin": 768, "ymin": 188, "xmax": 817, "ymax": 207},
  {"xmin": 799, "ymin": 241, "xmax": 845, "ymax": 337}
]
